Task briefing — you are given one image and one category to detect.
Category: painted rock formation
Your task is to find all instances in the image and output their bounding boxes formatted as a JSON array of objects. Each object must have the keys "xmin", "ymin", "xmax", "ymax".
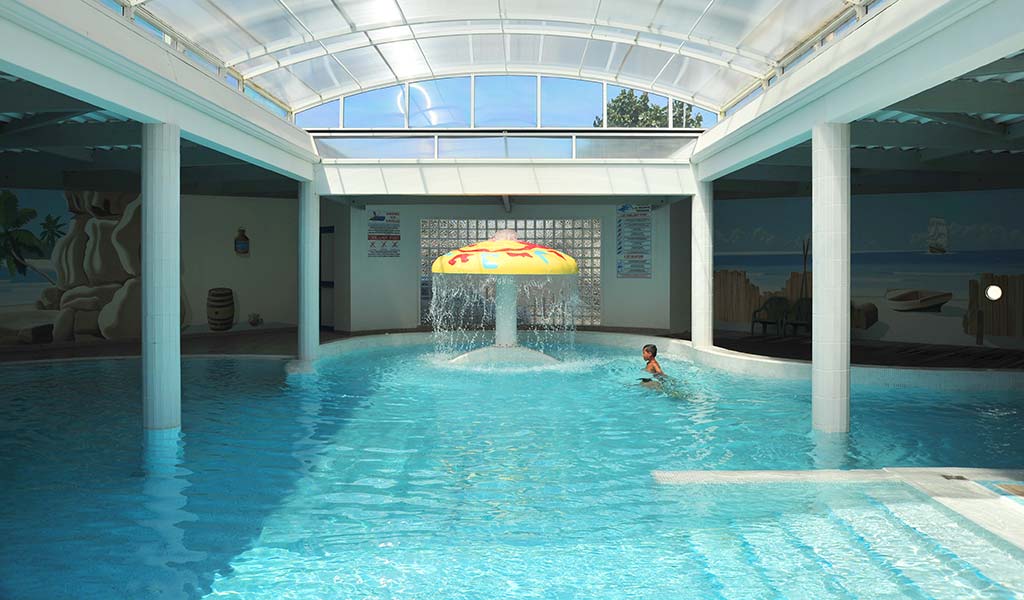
[
  {"xmin": 53, "ymin": 216, "xmax": 90, "ymax": 291},
  {"xmin": 84, "ymin": 219, "xmax": 132, "ymax": 285}
]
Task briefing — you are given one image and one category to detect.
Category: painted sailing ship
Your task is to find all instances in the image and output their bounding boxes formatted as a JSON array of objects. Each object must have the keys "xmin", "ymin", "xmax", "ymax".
[{"xmin": 927, "ymin": 217, "xmax": 948, "ymax": 254}]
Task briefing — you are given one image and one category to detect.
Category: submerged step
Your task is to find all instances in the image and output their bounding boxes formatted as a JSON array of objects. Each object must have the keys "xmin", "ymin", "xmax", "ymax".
[
  {"xmin": 867, "ymin": 485, "xmax": 1024, "ymax": 594},
  {"xmin": 741, "ymin": 522, "xmax": 849, "ymax": 599},
  {"xmin": 785, "ymin": 511, "xmax": 915, "ymax": 599},
  {"xmin": 688, "ymin": 526, "xmax": 779, "ymax": 600},
  {"xmin": 832, "ymin": 499, "xmax": 997, "ymax": 598}
]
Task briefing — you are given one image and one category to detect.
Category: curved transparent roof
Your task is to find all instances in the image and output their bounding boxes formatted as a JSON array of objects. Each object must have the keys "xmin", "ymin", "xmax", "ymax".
[{"xmin": 129, "ymin": 0, "xmax": 856, "ymax": 114}]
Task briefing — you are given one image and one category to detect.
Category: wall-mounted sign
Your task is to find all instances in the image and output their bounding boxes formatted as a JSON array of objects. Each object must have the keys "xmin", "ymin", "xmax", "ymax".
[
  {"xmin": 234, "ymin": 227, "xmax": 250, "ymax": 256},
  {"xmin": 616, "ymin": 204, "xmax": 652, "ymax": 278},
  {"xmin": 368, "ymin": 210, "xmax": 401, "ymax": 257}
]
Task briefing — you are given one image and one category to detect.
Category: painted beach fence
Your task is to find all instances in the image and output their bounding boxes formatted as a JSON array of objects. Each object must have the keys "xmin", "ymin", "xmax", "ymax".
[{"xmin": 713, "ymin": 189, "xmax": 1024, "ymax": 349}]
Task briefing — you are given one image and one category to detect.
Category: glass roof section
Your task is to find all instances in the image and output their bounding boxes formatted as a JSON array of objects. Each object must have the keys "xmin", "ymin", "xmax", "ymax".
[{"xmin": 126, "ymin": 0, "xmax": 866, "ymax": 115}]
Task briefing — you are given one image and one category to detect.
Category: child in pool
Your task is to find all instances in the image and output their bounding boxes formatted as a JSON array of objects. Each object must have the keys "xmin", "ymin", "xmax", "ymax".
[{"xmin": 640, "ymin": 344, "xmax": 664, "ymax": 386}]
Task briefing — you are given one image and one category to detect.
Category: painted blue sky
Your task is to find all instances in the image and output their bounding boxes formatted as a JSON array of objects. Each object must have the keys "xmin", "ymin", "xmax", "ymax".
[
  {"xmin": 715, "ymin": 189, "xmax": 1024, "ymax": 254},
  {"xmin": 5, "ymin": 189, "xmax": 67, "ymax": 238}
]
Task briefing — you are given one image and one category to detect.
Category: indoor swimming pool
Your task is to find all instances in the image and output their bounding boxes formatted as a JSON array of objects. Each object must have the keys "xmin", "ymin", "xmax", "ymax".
[{"xmin": 2, "ymin": 342, "xmax": 1023, "ymax": 599}]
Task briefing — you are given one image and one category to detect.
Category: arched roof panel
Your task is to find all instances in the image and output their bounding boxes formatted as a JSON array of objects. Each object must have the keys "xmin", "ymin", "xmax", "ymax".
[{"xmin": 131, "ymin": 0, "xmax": 855, "ymax": 113}]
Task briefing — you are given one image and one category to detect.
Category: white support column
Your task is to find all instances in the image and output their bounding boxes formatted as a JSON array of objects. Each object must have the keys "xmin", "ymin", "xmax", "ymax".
[
  {"xmin": 691, "ymin": 179, "xmax": 714, "ymax": 349},
  {"xmin": 142, "ymin": 123, "xmax": 181, "ymax": 431},
  {"xmin": 297, "ymin": 180, "xmax": 320, "ymax": 364},
  {"xmin": 812, "ymin": 122, "xmax": 851, "ymax": 433}
]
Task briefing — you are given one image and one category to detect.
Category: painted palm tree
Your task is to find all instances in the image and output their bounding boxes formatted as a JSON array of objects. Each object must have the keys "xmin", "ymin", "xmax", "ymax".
[
  {"xmin": 0, "ymin": 189, "xmax": 56, "ymax": 285},
  {"xmin": 39, "ymin": 214, "xmax": 67, "ymax": 254}
]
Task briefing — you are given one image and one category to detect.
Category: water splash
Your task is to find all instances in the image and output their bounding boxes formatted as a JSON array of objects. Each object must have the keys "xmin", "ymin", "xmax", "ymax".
[{"xmin": 428, "ymin": 273, "xmax": 581, "ymax": 358}]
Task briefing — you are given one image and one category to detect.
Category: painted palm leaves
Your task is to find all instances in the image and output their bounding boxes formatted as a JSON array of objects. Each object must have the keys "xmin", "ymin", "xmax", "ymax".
[{"xmin": 0, "ymin": 189, "xmax": 58, "ymax": 284}]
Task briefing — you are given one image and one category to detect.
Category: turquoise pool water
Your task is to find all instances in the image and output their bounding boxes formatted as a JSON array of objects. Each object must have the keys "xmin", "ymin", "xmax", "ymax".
[{"xmin": 1, "ymin": 344, "xmax": 1023, "ymax": 599}]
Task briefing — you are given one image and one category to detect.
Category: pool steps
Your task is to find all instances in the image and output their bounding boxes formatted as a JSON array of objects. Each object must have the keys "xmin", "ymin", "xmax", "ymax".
[
  {"xmin": 689, "ymin": 528, "xmax": 779, "ymax": 599},
  {"xmin": 869, "ymin": 485, "xmax": 1024, "ymax": 592},
  {"xmin": 654, "ymin": 467, "xmax": 1024, "ymax": 596}
]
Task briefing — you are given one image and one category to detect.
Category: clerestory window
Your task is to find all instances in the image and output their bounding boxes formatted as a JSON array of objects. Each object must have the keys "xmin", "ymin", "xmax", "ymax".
[{"xmin": 296, "ymin": 75, "xmax": 716, "ymax": 130}]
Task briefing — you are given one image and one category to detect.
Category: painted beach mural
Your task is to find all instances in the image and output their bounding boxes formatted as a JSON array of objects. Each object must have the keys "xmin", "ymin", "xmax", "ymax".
[
  {"xmin": 2, "ymin": 186, "xmax": 305, "ymax": 355},
  {"xmin": 714, "ymin": 189, "xmax": 1024, "ymax": 349},
  {"xmin": 0, "ymin": 188, "xmax": 190, "ymax": 349}
]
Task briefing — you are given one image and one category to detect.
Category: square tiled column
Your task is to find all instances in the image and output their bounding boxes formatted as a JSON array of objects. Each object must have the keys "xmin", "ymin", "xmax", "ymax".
[
  {"xmin": 812, "ymin": 122, "xmax": 851, "ymax": 433},
  {"xmin": 298, "ymin": 181, "xmax": 320, "ymax": 363},
  {"xmin": 691, "ymin": 179, "xmax": 714, "ymax": 349},
  {"xmin": 142, "ymin": 123, "xmax": 181, "ymax": 431}
]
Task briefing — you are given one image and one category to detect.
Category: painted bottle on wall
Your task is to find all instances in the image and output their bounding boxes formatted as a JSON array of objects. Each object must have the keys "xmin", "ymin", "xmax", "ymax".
[{"xmin": 234, "ymin": 227, "xmax": 250, "ymax": 256}]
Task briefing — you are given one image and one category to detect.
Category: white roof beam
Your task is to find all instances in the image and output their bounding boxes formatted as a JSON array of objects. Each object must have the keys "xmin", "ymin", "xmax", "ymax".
[
  {"xmin": 0, "ymin": 79, "xmax": 96, "ymax": 113},
  {"xmin": 891, "ymin": 80, "xmax": 1024, "ymax": 114},
  {"xmin": 918, "ymin": 147, "xmax": 967, "ymax": 162},
  {"xmin": 1006, "ymin": 122, "xmax": 1024, "ymax": 140},
  {"xmin": 761, "ymin": 145, "xmax": 1024, "ymax": 173},
  {"xmin": 907, "ymin": 112, "xmax": 1007, "ymax": 137},
  {"xmin": 852, "ymin": 120, "xmax": 1023, "ymax": 151},
  {"xmin": 0, "ymin": 110, "xmax": 94, "ymax": 136},
  {"xmin": 0, "ymin": 121, "xmax": 140, "ymax": 150},
  {"xmin": 962, "ymin": 54, "xmax": 1024, "ymax": 78}
]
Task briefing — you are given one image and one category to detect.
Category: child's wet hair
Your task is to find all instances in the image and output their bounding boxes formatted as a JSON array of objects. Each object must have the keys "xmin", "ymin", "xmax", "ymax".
[{"xmin": 643, "ymin": 344, "xmax": 658, "ymax": 357}]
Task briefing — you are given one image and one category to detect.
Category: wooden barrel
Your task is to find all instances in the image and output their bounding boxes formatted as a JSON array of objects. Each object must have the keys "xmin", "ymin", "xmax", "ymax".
[{"xmin": 206, "ymin": 288, "xmax": 235, "ymax": 331}]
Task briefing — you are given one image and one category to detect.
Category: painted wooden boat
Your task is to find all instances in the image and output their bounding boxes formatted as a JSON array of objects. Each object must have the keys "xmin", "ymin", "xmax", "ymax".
[{"xmin": 884, "ymin": 289, "xmax": 953, "ymax": 312}]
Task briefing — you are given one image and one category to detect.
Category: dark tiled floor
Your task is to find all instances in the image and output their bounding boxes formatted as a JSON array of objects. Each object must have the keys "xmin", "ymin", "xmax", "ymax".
[
  {"xmin": 2, "ymin": 327, "xmax": 1023, "ymax": 370},
  {"xmin": 696, "ymin": 330, "xmax": 1024, "ymax": 370},
  {"xmin": 0, "ymin": 327, "xmax": 345, "ymax": 362}
]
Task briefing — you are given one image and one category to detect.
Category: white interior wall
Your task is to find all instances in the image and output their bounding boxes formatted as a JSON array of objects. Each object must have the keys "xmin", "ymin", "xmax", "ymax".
[
  {"xmin": 669, "ymin": 200, "xmax": 692, "ymax": 335},
  {"xmin": 181, "ymin": 195, "xmax": 297, "ymax": 330},
  {"xmin": 338, "ymin": 197, "xmax": 683, "ymax": 333},
  {"xmin": 321, "ymin": 199, "xmax": 352, "ymax": 331}
]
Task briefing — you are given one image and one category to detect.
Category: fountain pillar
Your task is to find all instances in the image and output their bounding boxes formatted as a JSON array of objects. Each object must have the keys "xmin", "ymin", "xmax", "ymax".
[
  {"xmin": 431, "ymin": 236, "xmax": 576, "ymax": 364},
  {"xmin": 494, "ymin": 276, "xmax": 518, "ymax": 347}
]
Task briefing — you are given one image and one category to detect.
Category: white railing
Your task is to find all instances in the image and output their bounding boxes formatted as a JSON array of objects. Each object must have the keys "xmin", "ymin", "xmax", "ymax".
[{"xmin": 312, "ymin": 129, "xmax": 700, "ymax": 161}]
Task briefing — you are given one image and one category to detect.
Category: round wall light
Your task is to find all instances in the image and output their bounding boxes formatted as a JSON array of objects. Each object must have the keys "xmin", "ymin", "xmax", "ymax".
[{"xmin": 985, "ymin": 284, "xmax": 1003, "ymax": 301}]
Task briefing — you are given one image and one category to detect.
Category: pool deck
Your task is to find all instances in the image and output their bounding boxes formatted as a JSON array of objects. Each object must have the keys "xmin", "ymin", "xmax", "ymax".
[
  {"xmin": 653, "ymin": 467, "xmax": 1024, "ymax": 552},
  {"xmin": 2, "ymin": 326, "xmax": 1024, "ymax": 369},
  {"xmin": 694, "ymin": 330, "xmax": 1024, "ymax": 370}
]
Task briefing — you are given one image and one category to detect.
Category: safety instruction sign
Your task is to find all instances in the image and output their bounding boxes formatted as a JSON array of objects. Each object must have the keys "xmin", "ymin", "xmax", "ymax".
[
  {"xmin": 616, "ymin": 204, "xmax": 652, "ymax": 278},
  {"xmin": 368, "ymin": 210, "xmax": 400, "ymax": 257}
]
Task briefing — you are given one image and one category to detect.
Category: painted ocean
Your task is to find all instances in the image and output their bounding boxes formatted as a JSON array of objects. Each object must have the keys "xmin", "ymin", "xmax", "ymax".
[
  {"xmin": 0, "ymin": 261, "xmax": 57, "ymax": 307},
  {"xmin": 715, "ymin": 249, "xmax": 1024, "ymax": 300}
]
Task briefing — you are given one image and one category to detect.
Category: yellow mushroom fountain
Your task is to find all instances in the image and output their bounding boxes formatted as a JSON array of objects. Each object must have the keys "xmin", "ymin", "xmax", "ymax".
[{"xmin": 430, "ymin": 230, "xmax": 579, "ymax": 364}]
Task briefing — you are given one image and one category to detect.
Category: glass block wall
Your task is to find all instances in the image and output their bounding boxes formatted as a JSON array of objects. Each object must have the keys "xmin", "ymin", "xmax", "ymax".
[{"xmin": 420, "ymin": 218, "xmax": 601, "ymax": 326}]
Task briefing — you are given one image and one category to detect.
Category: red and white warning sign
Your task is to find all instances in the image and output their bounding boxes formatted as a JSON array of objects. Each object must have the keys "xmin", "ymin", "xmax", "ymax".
[{"xmin": 367, "ymin": 210, "xmax": 400, "ymax": 258}]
